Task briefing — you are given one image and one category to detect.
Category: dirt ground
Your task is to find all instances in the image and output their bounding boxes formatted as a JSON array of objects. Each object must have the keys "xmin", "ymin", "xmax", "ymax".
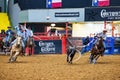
[{"xmin": 0, "ymin": 53, "xmax": 120, "ymax": 80}]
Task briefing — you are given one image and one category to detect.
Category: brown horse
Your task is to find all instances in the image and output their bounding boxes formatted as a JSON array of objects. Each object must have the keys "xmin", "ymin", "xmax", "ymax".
[
  {"xmin": 25, "ymin": 37, "xmax": 35, "ymax": 56},
  {"xmin": 89, "ymin": 37, "xmax": 105, "ymax": 64},
  {"xmin": 9, "ymin": 36, "xmax": 23, "ymax": 62}
]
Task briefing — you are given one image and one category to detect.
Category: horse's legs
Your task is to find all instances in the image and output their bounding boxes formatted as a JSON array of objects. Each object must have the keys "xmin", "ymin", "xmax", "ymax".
[
  {"xmin": 89, "ymin": 53, "xmax": 99, "ymax": 64},
  {"xmin": 93, "ymin": 55, "xmax": 100, "ymax": 64},
  {"xmin": 95, "ymin": 55, "xmax": 100, "ymax": 61},
  {"xmin": 9, "ymin": 51, "xmax": 14, "ymax": 62},
  {"xmin": 30, "ymin": 46, "xmax": 34, "ymax": 55},
  {"xmin": 32, "ymin": 47, "xmax": 34, "ymax": 55},
  {"xmin": 29, "ymin": 46, "xmax": 32, "ymax": 55},
  {"xmin": 12, "ymin": 52, "xmax": 19, "ymax": 62},
  {"xmin": 89, "ymin": 53, "xmax": 92, "ymax": 59},
  {"xmin": 89, "ymin": 53, "xmax": 94, "ymax": 63}
]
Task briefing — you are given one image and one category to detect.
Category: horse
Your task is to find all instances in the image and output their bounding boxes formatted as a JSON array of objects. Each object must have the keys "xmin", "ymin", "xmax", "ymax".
[
  {"xmin": 89, "ymin": 36, "xmax": 105, "ymax": 64},
  {"xmin": 25, "ymin": 37, "xmax": 35, "ymax": 56},
  {"xmin": 8, "ymin": 36, "xmax": 23, "ymax": 62}
]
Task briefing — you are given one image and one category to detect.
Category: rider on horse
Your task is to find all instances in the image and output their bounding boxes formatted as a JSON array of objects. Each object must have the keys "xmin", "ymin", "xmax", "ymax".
[
  {"xmin": 100, "ymin": 29, "xmax": 107, "ymax": 49},
  {"xmin": 5, "ymin": 26, "xmax": 14, "ymax": 47},
  {"xmin": 25, "ymin": 26, "xmax": 33, "ymax": 40},
  {"xmin": 25, "ymin": 26, "xmax": 34, "ymax": 56},
  {"xmin": 98, "ymin": 29, "xmax": 107, "ymax": 56},
  {"xmin": 89, "ymin": 29, "xmax": 107, "ymax": 64},
  {"xmin": 9, "ymin": 26, "xmax": 25, "ymax": 52}
]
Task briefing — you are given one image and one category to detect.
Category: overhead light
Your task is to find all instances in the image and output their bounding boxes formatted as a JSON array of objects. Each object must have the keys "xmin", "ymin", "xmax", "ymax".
[{"xmin": 51, "ymin": 23, "xmax": 56, "ymax": 27}]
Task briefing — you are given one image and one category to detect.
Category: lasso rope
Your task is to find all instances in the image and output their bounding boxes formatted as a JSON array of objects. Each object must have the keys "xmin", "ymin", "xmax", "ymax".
[
  {"xmin": 68, "ymin": 46, "xmax": 85, "ymax": 63},
  {"xmin": 72, "ymin": 49, "xmax": 82, "ymax": 63},
  {"xmin": 33, "ymin": 35, "xmax": 41, "ymax": 40}
]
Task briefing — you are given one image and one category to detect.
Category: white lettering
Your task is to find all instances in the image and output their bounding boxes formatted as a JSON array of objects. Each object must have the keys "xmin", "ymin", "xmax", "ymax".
[
  {"xmin": 101, "ymin": 9, "xmax": 120, "ymax": 18},
  {"xmin": 39, "ymin": 41, "xmax": 56, "ymax": 53}
]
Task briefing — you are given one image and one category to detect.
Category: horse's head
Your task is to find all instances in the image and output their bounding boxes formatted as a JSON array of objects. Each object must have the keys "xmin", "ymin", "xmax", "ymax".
[
  {"xmin": 27, "ymin": 37, "xmax": 34, "ymax": 47},
  {"xmin": 98, "ymin": 37, "xmax": 103, "ymax": 46},
  {"xmin": 15, "ymin": 36, "xmax": 22, "ymax": 48}
]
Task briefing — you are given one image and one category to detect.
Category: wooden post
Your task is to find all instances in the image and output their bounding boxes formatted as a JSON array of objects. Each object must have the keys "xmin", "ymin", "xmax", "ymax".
[
  {"xmin": 112, "ymin": 21, "xmax": 114, "ymax": 37},
  {"xmin": 104, "ymin": 21, "xmax": 106, "ymax": 29}
]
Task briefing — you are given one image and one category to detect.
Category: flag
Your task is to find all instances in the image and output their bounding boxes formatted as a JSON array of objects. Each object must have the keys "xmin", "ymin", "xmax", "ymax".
[
  {"xmin": 92, "ymin": 0, "xmax": 110, "ymax": 7},
  {"xmin": 92, "ymin": 0, "xmax": 98, "ymax": 6},
  {"xmin": 98, "ymin": 0, "xmax": 110, "ymax": 6},
  {"xmin": 46, "ymin": 0, "xmax": 62, "ymax": 8}
]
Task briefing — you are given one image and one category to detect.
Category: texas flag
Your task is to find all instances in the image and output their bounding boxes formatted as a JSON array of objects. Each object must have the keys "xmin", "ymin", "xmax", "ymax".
[
  {"xmin": 46, "ymin": 0, "xmax": 62, "ymax": 8},
  {"xmin": 92, "ymin": 0, "xmax": 110, "ymax": 7}
]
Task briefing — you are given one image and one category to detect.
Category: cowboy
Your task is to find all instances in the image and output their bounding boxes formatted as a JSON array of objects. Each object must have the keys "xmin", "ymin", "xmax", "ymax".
[
  {"xmin": 100, "ymin": 29, "xmax": 107, "ymax": 49},
  {"xmin": 9, "ymin": 28, "xmax": 25, "ymax": 52},
  {"xmin": 5, "ymin": 26, "xmax": 14, "ymax": 47},
  {"xmin": 25, "ymin": 27, "xmax": 34, "ymax": 56},
  {"xmin": 27, "ymin": 27, "xmax": 33, "ymax": 37},
  {"xmin": 98, "ymin": 29, "xmax": 107, "ymax": 56}
]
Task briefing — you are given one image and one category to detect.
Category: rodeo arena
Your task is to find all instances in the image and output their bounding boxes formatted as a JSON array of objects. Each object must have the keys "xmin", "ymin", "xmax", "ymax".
[{"xmin": 0, "ymin": 0, "xmax": 120, "ymax": 80}]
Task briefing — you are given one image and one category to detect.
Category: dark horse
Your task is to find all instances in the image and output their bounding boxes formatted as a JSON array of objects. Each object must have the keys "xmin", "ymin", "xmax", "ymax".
[
  {"xmin": 25, "ymin": 37, "xmax": 35, "ymax": 56},
  {"xmin": 89, "ymin": 37, "xmax": 105, "ymax": 64}
]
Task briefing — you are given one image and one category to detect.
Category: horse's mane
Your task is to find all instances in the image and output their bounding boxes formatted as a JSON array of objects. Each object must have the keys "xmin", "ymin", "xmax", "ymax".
[
  {"xmin": 97, "ymin": 37, "xmax": 104, "ymax": 49},
  {"xmin": 12, "ymin": 36, "xmax": 22, "ymax": 48}
]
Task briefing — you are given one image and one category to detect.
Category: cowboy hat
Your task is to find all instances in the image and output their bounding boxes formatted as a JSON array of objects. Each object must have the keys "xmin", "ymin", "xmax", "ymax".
[{"xmin": 7, "ymin": 26, "xmax": 12, "ymax": 28}]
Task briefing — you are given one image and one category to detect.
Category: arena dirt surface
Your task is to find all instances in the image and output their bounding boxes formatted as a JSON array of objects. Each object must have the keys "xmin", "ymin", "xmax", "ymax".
[{"xmin": 0, "ymin": 53, "xmax": 120, "ymax": 80}]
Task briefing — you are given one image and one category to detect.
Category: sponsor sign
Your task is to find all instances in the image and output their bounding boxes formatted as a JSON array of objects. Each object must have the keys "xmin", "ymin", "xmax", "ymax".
[
  {"xmin": 85, "ymin": 7, "xmax": 120, "ymax": 21},
  {"xmin": 34, "ymin": 40, "xmax": 62, "ymax": 54},
  {"xmin": 55, "ymin": 12, "xmax": 79, "ymax": 17}
]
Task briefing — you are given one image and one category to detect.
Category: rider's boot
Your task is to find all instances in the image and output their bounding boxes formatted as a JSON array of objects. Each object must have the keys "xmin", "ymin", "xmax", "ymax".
[{"xmin": 22, "ymin": 47, "xmax": 25, "ymax": 56}]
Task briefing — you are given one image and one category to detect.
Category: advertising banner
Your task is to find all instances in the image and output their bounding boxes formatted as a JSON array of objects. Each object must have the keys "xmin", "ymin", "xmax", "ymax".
[
  {"xmin": 34, "ymin": 40, "xmax": 62, "ymax": 54},
  {"xmin": 85, "ymin": 7, "xmax": 120, "ymax": 21}
]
